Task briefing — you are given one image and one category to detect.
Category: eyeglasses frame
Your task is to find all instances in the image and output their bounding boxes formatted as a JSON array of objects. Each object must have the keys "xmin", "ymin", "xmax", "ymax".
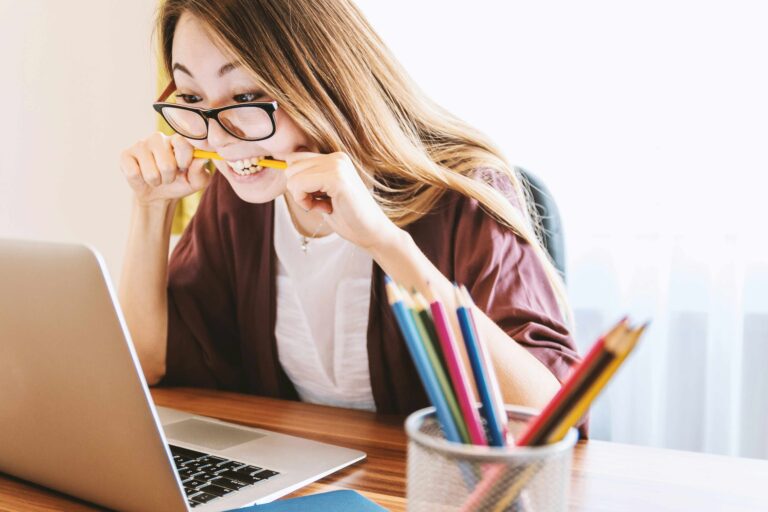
[{"xmin": 152, "ymin": 79, "xmax": 278, "ymax": 142}]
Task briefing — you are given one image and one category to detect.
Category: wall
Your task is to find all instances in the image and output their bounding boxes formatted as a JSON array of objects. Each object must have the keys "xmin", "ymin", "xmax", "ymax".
[{"xmin": 0, "ymin": 0, "xmax": 157, "ymax": 279}]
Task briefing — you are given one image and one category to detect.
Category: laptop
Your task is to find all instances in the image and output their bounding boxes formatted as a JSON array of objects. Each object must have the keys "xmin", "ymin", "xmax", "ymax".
[{"xmin": 0, "ymin": 239, "xmax": 366, "ymax": 511}]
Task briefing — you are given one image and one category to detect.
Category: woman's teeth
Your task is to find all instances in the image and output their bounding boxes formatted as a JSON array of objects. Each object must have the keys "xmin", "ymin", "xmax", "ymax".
[{"xmin": 228, "ymin": 157, "xmax": 266, "ymax": 176}]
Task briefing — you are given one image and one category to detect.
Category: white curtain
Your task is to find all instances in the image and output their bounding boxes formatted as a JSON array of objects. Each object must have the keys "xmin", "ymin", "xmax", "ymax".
[
  {"xmin": 356, "ymin": 0, "xmax": 768, "ymax": 459},
  {"xmin": 553, "ymin": 0, "xmax": 768, "ymax": 458},
  {"xmin": 569, "ymin": 234, "xmax": 768, "ymax": 458}
]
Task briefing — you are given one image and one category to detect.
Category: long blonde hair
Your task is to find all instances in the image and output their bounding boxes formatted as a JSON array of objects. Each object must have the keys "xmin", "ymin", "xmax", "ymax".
[{"xmin": 156, "ymin": 0, "xmax": 572, "ymax": 324}]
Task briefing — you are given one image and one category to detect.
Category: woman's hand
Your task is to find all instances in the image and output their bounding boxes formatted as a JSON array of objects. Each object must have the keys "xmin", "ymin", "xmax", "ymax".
[
  {"xmin": 119, "ymin": 132, "xmax": 211, "ymax": 206},
  {"xmin": 283, "ymin": 151, "xmax": 401, "ymax": 252}
]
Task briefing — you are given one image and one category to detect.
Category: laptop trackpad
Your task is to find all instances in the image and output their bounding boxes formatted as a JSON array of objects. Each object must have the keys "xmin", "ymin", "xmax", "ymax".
[{"xmin": 164, "ymin": 418, "xmax": 265, "ymax": 450}]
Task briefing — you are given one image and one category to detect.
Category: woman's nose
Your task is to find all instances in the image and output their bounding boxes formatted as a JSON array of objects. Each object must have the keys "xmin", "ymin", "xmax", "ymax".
[{"xmin": 205, "ymin": 118, "xmax": 238, "ymax": 148}]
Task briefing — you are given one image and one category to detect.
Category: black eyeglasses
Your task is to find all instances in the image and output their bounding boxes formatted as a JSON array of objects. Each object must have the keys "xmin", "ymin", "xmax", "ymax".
[{"xmin": 153, "ymin": 80, "xmax": 278, "ymax": 141}]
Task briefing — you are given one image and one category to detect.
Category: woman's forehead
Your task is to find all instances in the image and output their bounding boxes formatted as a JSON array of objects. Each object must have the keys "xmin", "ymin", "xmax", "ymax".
[{"xmin": 171, "ymin": 12, "xmax": 241, "ymax": 82}]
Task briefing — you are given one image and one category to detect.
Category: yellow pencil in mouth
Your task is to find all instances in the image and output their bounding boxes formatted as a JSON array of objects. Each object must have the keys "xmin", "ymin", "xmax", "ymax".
[{"xmin": 192, "ymin": 149, "xmax": 288, "ymax": 170}]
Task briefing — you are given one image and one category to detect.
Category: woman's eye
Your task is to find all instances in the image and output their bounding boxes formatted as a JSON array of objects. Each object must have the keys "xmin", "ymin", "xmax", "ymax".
[
  {"xmin": 175, "ymin": 93, "xmax": 202, "ymax": 104},
  {"xmin": 234, "ymin": 92, "xmax": 264, "ymax": 103}
]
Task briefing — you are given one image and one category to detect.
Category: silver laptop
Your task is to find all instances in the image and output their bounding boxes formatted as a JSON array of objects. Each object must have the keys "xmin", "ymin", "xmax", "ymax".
[{"xmin": 0, "ymin": 239, "xmax": 365, "ymax": 511}]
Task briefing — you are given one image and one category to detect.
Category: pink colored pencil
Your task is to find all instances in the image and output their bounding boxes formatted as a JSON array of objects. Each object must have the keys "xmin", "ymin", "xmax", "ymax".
[
  {"xmin": 424, "ymin": 284, "xmax": 487, "ymax": 445},
  {"xmin": 458, "ymin": 463, "xmax": 506, "ymax": 512}
]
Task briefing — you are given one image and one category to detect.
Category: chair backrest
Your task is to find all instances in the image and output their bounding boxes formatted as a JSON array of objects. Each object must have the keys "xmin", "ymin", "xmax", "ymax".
[{"xmin": 516, "ymin": 167, "xmax": 566, "ymax": 281}]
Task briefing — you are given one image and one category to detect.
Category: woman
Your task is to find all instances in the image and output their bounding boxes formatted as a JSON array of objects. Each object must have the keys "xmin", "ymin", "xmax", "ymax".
[{"xmin": 118, "ymin": 0, "xmax": 580, "ymax": 417}]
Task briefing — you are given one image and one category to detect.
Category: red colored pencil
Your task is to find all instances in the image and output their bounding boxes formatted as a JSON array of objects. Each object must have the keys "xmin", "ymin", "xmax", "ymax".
[{"xmin": 516, "ymin": 318, "xmax": 628, "ymax": 446}]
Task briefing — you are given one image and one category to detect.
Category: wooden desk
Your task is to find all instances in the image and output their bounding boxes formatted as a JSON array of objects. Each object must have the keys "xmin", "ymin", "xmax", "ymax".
[{"xmin": 1, "ymin": 387, "xmax": 767, "ymax": 511}]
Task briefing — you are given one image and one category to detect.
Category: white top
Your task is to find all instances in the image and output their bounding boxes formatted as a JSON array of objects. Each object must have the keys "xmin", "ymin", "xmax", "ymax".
[{"xmin": 273, "ymin": 194, "xmax": 376, "ymax": 411}]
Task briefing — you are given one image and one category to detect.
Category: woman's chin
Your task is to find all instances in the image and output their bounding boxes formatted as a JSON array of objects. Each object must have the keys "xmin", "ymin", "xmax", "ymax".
[{"xmin": 229, "ymin": 185, "xmax": 279, "ymax": 204}]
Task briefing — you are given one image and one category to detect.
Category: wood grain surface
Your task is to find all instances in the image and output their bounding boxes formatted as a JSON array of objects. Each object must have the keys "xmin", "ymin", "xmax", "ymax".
[{"xmin": 1, "ymin": 387, "xmax": 766, "ymax": 511}]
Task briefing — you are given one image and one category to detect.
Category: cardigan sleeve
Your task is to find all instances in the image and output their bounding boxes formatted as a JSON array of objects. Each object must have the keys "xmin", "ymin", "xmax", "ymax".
[
  {"xmin": 453, "ymin": 170, "xmax": 581, "ymax": 387},
  {"xmin": 157, "ymin": 174, "xmax": 244, "ymax": 389}
]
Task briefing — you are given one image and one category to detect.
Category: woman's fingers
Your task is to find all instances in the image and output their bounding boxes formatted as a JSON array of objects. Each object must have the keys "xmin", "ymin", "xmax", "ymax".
[
  {"xmin": 119, "ymin": 150, "xmax": 146, "ymax": 191},
  {"xmin": 186, "ymin": 158, "xmax": 211, "ymax": 191},
  {"xmin": 133, "ymin": 143, "xmax": 162, "ymax": 187},
  {"xmin": 147, "ymin": 134, "xmax": 178, "ymax": 185},
  {"xmin": 119, "ymin": 131, "xmax": 214, "ymax": 205},
  {"xmin": 285, "ymin": 164, "xmax": 331, "ymax": 207},
  {"xmin": 285, "ymin": 153, "xmax": 354, "ymax": 212},
  {"xmin": 308, "ymin": 197, "xmax": 333, "ymax": 214},
  {"xmin": 283, "ymin": 150, "xmax": 318, "ymax": 168},
  {"xmin": 170, "ymin": 134, "xmax": 194, "ymax": 171}
]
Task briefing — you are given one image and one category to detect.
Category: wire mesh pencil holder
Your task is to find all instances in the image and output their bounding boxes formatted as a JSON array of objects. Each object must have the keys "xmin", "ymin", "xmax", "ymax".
[{"xmin": 405, "ymin": 405, "xmax": 577, "ymax": 512}]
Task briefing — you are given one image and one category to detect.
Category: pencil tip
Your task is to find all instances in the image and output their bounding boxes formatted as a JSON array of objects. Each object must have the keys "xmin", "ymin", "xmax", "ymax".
[
  {"xmin": 453, "ymin": 284, "xmax": 464, "ymax": 306},
  {"xmin": 423, "ymin": 281, "xmax": 435, "ymax": 303},
  {"xmin": 384, "ymin": 279, "xmax": 401, "ymax": 304},
  {"xmin": 459, "ymin": 285, "xmax": 475, "ymax": 306}
]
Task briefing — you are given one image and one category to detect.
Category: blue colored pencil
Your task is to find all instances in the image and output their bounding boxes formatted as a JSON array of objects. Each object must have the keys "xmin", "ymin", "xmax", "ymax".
[
  {"xmin": 454, "ymin": 284, "xmax": 508, "ymax": 447},
  {"xmin": 384, "ymin": 277, "xmax": 462, "ymax": 443},
  {"xmin": 460, "ymin": 285, "xmax": 510, "ymax": 444}
]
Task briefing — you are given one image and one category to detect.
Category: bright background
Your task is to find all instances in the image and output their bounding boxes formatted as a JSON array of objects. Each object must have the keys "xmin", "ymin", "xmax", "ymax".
[
  {"xmin": 1, "ymin": 0, "xmax": 766, "ymax": 459},
  {"xmin": 0, "ymin": 1, "xmax": 155, "ymax": 273}
]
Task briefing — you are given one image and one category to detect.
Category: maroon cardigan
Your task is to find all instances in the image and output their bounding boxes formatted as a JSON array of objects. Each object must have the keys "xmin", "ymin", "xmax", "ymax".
[{"xmin": 160, "ymin": 171, "xmax": 582, "ymax": 421}]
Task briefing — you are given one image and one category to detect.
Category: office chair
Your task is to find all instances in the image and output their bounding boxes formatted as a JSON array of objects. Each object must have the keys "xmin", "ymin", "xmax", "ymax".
[{"xmin": 516, "ymin": 167, "xmax": 566, "ymax": 281}]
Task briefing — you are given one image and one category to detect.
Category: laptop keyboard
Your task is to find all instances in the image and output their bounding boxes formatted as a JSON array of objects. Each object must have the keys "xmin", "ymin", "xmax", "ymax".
[{"xmin": 169, "ymin": 444, "xmax": 280, "ymax": 508}]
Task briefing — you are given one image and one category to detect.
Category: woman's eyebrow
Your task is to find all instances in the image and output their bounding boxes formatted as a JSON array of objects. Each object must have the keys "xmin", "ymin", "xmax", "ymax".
[
  {"xmin": 171, "ymin": 62, "xmax": 239, "ymax": 78},
  {"xmin": 218, "ymin": 62, "xmax": 237, "ymax": 76},
  {"xmin": 172, "ymin": 62, "xmax": 193, "ymax": 77}
]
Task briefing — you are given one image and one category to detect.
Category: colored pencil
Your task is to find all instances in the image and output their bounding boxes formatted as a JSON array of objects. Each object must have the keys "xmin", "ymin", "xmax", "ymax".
[
  {"xmin": 384, "ymin": 277, "xmax": 461, "ymax": 443},
  {"xmin": 515, "ymin": 318, "xmax": 629, "ymax": 446},
  {"xmin": 460, "ymin": 286, "xmax": 511, "ymax": 444},
  {"xmin": 412, "ymin": 291, "xmax": 449, "ymax": 379},
  {"xmin": 192, "ymin": 149, "xmax": 287, "ymax": 169},
  {"xmin": 545, "ymin": 323, "xmax": 647, "ymax": 443},
  {"xmin": 470, "ymin": 319, "xmax": 646, "ymax": 512},
  {"xmin": 455, "ymin": 285, "xmax": 507, "ymax": 447},
  {"xmin": 402, "ymin": 289, "xmax": 470, "ymax": 444},
  {"xmin": 424, "ymin": 284, "xmax": 488, "ymax": 446}
]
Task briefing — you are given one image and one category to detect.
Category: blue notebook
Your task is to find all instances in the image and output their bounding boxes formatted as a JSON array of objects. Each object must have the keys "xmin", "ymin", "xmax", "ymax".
[{"xmin": 227, "ymin": 490, "xmax": 388, "ymax": 511}]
